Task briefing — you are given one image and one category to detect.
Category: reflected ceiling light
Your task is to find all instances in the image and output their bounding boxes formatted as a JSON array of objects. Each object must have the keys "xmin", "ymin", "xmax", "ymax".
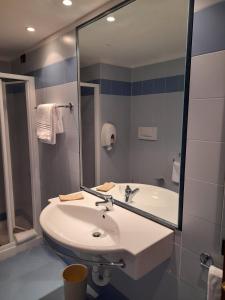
[
  {"xmin": 26, "ymin": 27, "xmax": 35, "ymax": 32},
  {"xmin": 62, "ymin": 0, "xmax": 72, "ymax": 6},
  {"xmin": 63, "ymin": 35, "xmax": 74, "ymax": 45},
  {"xmin": 106, "ymin": 16, "xmax": 115, "ymax": 22}
]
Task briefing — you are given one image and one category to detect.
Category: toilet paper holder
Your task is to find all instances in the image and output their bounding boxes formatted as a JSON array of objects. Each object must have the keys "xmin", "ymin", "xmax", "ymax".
[{"xmin": 200, "ymin": 252, "xmax": 214, "ymax": 269}]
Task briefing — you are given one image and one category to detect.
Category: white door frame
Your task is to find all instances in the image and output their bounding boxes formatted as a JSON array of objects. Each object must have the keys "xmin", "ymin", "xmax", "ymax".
[
  {"xmin": 0, "ymin": 73, "xmax": 41, "ymax": 246},
  {"xmin": 0, "ymin": 81, "xmax": 15, "ymax": 243},
  {"xmin": 80, "ymin": 82, "xmax": 101, "ymax": 186}
]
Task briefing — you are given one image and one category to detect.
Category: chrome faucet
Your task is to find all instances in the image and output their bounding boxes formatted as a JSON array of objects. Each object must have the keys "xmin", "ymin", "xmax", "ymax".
[
  {"xmin": 80, "ymin": 185, "xmax": 114, "ymax": 211},
  {"xmin": 95, "ymin": 195, "xmax": 114, "ymax": 211},
  {"xmin": 125, "ymin": 185, "xmax": 139, "ymax": 203}
]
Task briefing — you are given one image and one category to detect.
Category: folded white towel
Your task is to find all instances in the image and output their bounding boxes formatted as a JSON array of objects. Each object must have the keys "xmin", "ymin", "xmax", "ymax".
[
  {"xmin": 36, "ymin": 103, "xmax": 63, "ymax": 144},
  {"xmin": 56, "ymin": 108, "xmax": 64, "ymax": 134},
  {"xmin": 207, "ymin": 265, "xmax": 223, "ymax": 300}
]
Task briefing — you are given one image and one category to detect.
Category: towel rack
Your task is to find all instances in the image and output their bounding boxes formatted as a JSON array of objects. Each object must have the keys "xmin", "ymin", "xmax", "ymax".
[{"xmin": 34, "ymin": 102, "xmax": 73, "ymax": 111}]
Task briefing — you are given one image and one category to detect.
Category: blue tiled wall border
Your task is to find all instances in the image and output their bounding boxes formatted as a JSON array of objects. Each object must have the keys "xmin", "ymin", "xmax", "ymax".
[
  {"xmin": 24, "ymin": 56, "xmax": 183, "ymax": 95},
  {"xmin": 23, "ymin": 56, "xmax": 185, "ymax": 96},
  {"xmin": 27, "ymin": 56, "xmax": 77, "ymax": 89},
  {"xmin": 89, "ymin": 75, "xmax": 184, "ymax": 96},
  {"xmin": 192, "ymin": 1, "xmax": 225, "ymax": 56}
]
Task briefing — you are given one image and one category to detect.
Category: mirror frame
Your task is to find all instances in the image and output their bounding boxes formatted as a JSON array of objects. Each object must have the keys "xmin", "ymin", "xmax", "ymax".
[{"xmin": 76, "ymin": 0, "xmax": 195, "ymax": 230}]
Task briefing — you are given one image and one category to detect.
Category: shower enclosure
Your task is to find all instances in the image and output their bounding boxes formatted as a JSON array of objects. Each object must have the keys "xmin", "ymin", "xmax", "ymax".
[{"xmin": 0, "ymin": 73, "xmax": 41, "ymax": 258}]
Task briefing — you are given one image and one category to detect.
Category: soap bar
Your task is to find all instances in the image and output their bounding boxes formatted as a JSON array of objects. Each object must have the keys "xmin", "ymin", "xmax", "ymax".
[
  {"xmin": 96, "ymin": 182, "xmax": 115, "ymax": 192},
  {"xmin": 59, "ymin": 192, "xmax": 84, "ymax": 201}
]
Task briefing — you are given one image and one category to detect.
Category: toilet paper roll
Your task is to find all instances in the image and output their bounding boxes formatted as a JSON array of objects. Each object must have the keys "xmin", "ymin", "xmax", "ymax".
[
  {"xmin": 101, "ymin": 123, "xmax": 116, "ymax": 151},
  {"xmin": 172, "ymin": 160, "xmax": 180, "ymax": 184}
]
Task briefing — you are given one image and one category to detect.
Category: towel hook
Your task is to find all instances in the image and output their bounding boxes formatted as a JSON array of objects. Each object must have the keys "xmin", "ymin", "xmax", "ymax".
[{"xmin": 200, "ymin": 252, "xmax": 214, "ymax": 269}]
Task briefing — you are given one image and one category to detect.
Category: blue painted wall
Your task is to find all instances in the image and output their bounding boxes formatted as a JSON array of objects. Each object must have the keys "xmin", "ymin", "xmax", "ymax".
[{"xmin": 192, "ymin": 1, "xmax": 225, "ymax": 56}]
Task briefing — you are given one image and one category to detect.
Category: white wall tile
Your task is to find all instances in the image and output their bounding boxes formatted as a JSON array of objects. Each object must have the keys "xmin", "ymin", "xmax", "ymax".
[
  {"xmin": 167, "ymin": 244, "xmax": 181, "ymax": 278},
  {"xmin": 187, "ymin": 98, "xmax": 225, "ymax": 142},
  {"xmin": 182, "ymin": 214, "xmax": 220, "ymax": 255},
  {"xmin": 180, "ymin": 248, "xmax": 207, "ymax": 291},
  {"xmin": 174, "ymin": 230, "xmax": 182, "ymax": 245},
  {"xmin": 178, "ymin": 279, "xmax": 206, "ymax": 300},
  {"xmin": 183, "ymin": 178, "xmax": 223, "ymax": 224},
  {"xmin": 189, "ymin": 50, "xmax": 225, "ymax": 99},
  {"xmin": 185, "ymin": 140, "xmax": 225, "ymax": 184}
]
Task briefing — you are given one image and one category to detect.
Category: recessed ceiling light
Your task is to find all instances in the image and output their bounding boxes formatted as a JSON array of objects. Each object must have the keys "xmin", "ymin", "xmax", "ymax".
[
  {"xmin": 106, "ymin": 16, "xmax": 116, "ymax": 22},
  {"xmin": 26, "ymin": 27, "xmax": 35, "ymax": 32},
  {"xmin": 62, "ymin": 0, "xmax": 72, "ymax": 6}
]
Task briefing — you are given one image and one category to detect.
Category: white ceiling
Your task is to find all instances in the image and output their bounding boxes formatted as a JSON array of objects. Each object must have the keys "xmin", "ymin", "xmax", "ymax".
[
  {"xmin": 0, "ymin": 0, "xmax": 111, "ymax": 61},
  {"xmin": 0, "ymin": 0, "xmax": 219, "ymax": 64},
  {"xmin": 79, "ymin": 0, "xmax": 190, "ymax": 68}
]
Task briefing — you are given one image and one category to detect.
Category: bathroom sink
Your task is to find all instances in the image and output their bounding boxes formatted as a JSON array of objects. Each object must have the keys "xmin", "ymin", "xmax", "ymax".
[
  {"xmin": 102, "ymin": 183, "xmax": 179, "ymax": 225},
  {"xmin": 40, "ymin": 202, "xmax": 120, "ymax": 253},
  {"xmin": 40, "ymin": 192, "xmax": 174, "ymax": 279}
]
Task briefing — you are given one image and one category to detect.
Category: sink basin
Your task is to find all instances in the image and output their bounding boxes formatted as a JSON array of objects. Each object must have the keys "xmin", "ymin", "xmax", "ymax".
[
  {"xmin": 40, "ymin": 191, "xmax": 174, "ymax": 279},
  {"xmin": 40, "ymin": 203, "xmax": 120, "ymax": 253},
  {"xmin": 102, "ymin": 183, "xmax": 179, "ymax": 225}
]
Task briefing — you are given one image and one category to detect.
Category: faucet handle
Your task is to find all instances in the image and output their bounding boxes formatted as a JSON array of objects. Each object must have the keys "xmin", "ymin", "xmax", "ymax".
[
  {"xmin": 125, "ymin": 185, "xmax": 139, "ymax": 194},
  {"xmin": 125, "ymin": 185, "xmax": 139, "ymax": 202},
  {"xmin": 104, "ymin": 195, "xmax": 114, "ymax": 203},
  {"xmin": 125, "ymin": 185, "xmax": 132, "ymax": 194}
]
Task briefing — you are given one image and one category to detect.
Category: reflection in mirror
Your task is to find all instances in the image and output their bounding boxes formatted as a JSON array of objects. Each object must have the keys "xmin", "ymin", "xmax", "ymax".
[
  {"xmin": 0, "ymin": 124, "xmax": 9, "ymax": 246},
  {"xmin": 78, "ymin": 0, "xmax": 191, "ymax": 228}
]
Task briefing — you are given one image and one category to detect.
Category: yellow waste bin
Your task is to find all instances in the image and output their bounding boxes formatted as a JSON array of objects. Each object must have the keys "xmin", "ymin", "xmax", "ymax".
[{"xmin": 63, "ymin": 264, "xmax": 88, "ymax": 300}]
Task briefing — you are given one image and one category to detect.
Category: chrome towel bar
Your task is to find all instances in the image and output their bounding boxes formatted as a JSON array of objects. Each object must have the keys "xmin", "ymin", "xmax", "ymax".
[{"xmin": 34, "ymin": 102, "xmax": 73, "ymax": 111}]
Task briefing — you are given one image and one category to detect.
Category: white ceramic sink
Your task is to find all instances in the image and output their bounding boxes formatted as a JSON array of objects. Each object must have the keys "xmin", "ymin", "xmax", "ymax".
[
  {"xmin": 40, "ymin": 191, "xmax": 174, "ymax": 279},
  {"xmin": 40, "ymin": 202, "xmax": 120, "ymax": 253},
  {"xmin": 102, "ymin": 183, "xmax": 179, "ymax": 225}
]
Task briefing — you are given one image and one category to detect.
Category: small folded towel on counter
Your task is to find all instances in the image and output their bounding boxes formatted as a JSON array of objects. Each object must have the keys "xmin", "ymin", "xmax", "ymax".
[
  {"xmin": 59, "ymin": 192, "xmax": 84, "ymax": 202},
  {"xmin": 96, "ymin": 182, "xmax": 115, "ymax": 192},
  {"xmin": 36, "ymin": 103, "xmax": 64, "ymax": 145}
]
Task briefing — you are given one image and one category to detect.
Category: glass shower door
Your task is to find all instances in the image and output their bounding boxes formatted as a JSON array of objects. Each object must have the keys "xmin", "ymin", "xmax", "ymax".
[
  {"xmin": 0, "ymin": 119, "xmax": 10, "ymax": 246},
  {"xmin": 0, "ymin": 79, "xmax": 14, "ymax": 245},
  {"xmin": 3, "ymin": 80, "xmax": 33, "ymax": 233},
  {"xmin": 0, "ymin": 75, "xmax": 41, "ymax": 248}
]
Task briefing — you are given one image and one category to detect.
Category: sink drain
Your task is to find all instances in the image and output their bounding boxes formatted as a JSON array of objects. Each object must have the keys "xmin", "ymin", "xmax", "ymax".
[{"xmin": 92, "ymin": 231, "xmax": 101, "ymax": 238}]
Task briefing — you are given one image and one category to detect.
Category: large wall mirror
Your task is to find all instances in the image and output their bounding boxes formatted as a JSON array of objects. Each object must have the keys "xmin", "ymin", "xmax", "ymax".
[{"xmin": 77, "ymin": 0, "xmax": 193, "ymax": 229}]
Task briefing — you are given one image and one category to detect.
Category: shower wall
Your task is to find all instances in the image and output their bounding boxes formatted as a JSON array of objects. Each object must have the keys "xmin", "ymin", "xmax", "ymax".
[
  {"xmin": 6, "ymin": 83, "xmax": 33, "ymax": 224},
  {"xmin": 11, "ymin": 30, "xmax": 80, "ymax": 208}
]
